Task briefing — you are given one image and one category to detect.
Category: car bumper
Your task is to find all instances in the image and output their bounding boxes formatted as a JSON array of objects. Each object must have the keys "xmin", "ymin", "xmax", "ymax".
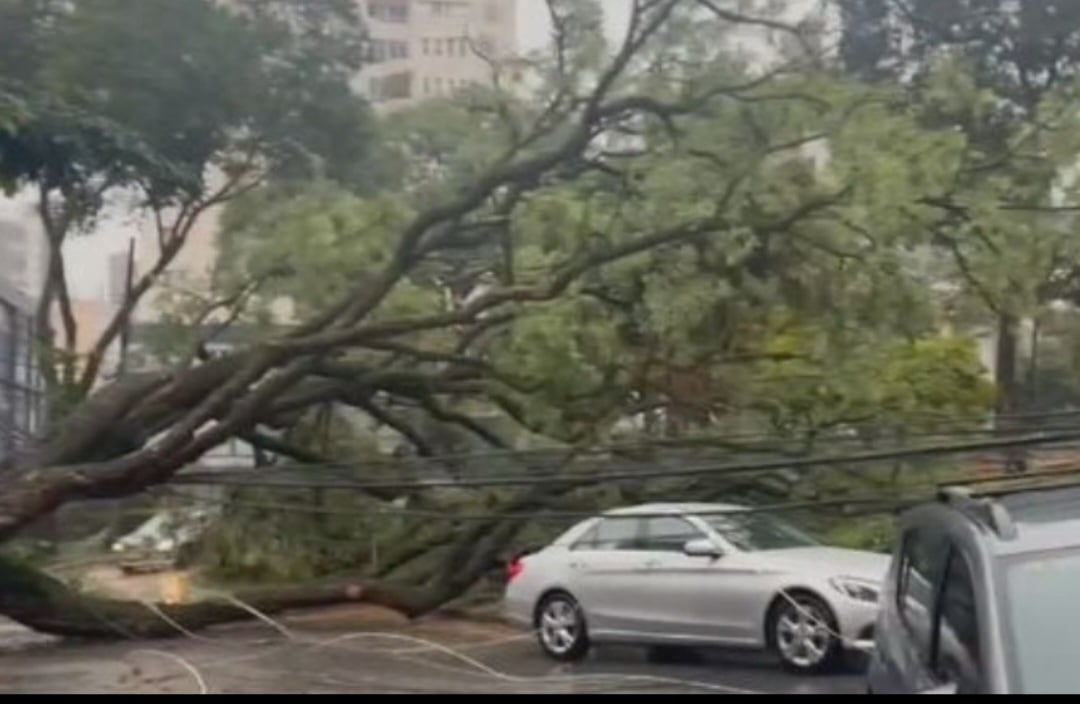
[
  {"xmin": 502, "ymin": 593, "xmax": 533, "ymax": 628},
  {"xmin": 835, "ymin": 599, "xmax": 880, "ymax": 653}
]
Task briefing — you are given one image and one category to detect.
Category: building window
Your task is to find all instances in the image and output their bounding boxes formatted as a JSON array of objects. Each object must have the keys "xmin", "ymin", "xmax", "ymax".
[
  {"xmin": 370, "ymin": 72, "xmax": 413, "ymax": 102},
  {"xmin": 0, "ymin": 293, "xmax": 43, "ymax": 462},
  {"xmin": 428, "ymin": 1, "xmax": 470, "ymax": 19},
  {"xmin": 368, "ymin": 0, "xmax": 408, "ymax": 23},
  {"xmin": 368, "ymin": 39, "xmax": 409, "ymax": 63},
  {"xmin": 425, "ymin": 37, "xmax": 475, "ymax": 58}
]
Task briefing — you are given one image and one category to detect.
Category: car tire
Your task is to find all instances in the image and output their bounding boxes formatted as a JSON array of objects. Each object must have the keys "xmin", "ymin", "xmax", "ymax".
[
  {"xmin": 768, "ymin": 592, "xmax": 841, "ymax": 674},
  {"xmin": 535, "ymin": 592, "xmax": 590, "ymax": 662}
]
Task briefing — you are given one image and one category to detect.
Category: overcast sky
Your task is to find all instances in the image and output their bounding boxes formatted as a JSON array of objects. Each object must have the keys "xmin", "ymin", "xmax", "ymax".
[{"xmin": 517, "ymin": 0, "xmax": 631, "ymax": 52}]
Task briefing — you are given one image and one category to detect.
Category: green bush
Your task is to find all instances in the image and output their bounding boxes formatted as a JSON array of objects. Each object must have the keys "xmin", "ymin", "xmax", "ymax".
[{"xmin": 820, "ymin": 514, "xmax": 896, "ymax": 553}]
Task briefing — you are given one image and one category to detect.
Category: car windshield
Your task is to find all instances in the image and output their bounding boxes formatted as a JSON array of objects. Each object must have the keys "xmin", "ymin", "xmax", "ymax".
[
  {"xmin": 702, "ymin": 513, "xmax": 820, "ymax": 552},
  {"xmin": 1002, "ymin": 547, "xmax": 1080, "ymax": 694}
]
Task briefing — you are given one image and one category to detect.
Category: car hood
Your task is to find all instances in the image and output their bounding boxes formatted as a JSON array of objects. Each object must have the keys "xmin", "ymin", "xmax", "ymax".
[{"xmin": 758, "ymin": 546, "xmax": 891, "ymax": 582}]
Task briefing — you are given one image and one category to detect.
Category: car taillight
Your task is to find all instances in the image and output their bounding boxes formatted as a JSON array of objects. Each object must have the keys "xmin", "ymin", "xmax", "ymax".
[{"xmin": 506, "ymin": 558, "xmax": 524, "ymax": 582}]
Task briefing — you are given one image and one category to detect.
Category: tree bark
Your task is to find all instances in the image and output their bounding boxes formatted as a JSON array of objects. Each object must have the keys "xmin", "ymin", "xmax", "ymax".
[
  {"xmin": 994, "ymin": 312, "xmax": 1026, "ymax": 474},
  {"xmin": 0, "ymin": 556, "xmax": 443, "ymax": 638},
  {"xmin": 0, "ymin": 479, "xmax": 583, "ymax": 638},
  {"xmin": 994, "ymin": 313, "xmax": 1020, "ymax": 420}
]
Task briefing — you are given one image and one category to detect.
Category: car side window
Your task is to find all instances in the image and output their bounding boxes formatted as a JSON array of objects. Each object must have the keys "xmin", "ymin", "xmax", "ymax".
[
  {"xmin": 640, "ymin": 517, "xmax": 707, "ymax": 552},
  {"xmin": 934, "ymin": 550, "xmax": 983, "ymax": 694},
  {"xmin": 897, "ymin": 529, "xmax": 950, "ymax": 655},
  {"xmin": 572, "ymin": 517, "xmax": 641, "ymax": 551}
]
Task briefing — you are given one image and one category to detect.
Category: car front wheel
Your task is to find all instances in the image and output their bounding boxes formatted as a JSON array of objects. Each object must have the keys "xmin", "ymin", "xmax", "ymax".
[
  {"xmin": 535, "ymin": 592, "xmax": 590, "ymax": 662},
  {"xmin": 768, "ymin": 592, "xmax": 841, "ymax": 674}
]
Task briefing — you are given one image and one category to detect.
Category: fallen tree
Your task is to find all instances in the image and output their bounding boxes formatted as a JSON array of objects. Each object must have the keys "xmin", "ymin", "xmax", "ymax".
[
  {"xmin": 0, "ymin": 479, "xmax": 588, "ymax": 637},
  {"xmin": 0, "ymin": 0, "xmax": 970, "ymax": 637}
]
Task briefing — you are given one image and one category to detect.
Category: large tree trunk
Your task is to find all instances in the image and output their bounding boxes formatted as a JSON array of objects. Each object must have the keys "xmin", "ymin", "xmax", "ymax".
[
  {"xmin": 0, "ymin": 518, "xmax": 511, "ymax": 638},
  {"xmin": 0, "ymin": 556, "xmax": 440, "ymax": 638},
  {"xmin": 994, "ymin": 313, "xmax": 1026, "ymax": 474},
  {"xmin": 0, "ymin": 483, "xmax": 574, "ymax": 638},
  {"xmin": 994, "ymin": 313, "xmax": 1020, "ymax": 420}
]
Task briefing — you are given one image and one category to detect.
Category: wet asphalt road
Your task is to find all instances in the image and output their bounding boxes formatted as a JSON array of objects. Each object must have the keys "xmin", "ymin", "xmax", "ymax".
[
  {"xmin": 578, "ymin": 646, "xmax": 862, "ymax": 694},
  {"xmin": 0, "ymin": 617, "xmax": 865, "ymax": 694},
  {"xmin": 468, "ymin": 641, "xmax": 867, "ymax": 694},
  {"xmin": 1, "ymin": 638, "xmax": 865, "ymax": 693}
]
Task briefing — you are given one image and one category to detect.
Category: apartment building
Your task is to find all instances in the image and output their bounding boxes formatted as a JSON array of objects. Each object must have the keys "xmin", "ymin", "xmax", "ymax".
[
  {"xmin": 0, "ymin": 278, "xmax": 44, "ymax": 461},
  {"xmin": 125, "ymin": 0, "xmax": 520, "ymax": 324},
  {"xmin": 360, "ymin": 0, "xmax": 519, "ymax": 108},
  {"xmin": 0, "ymin": 197, "xmax": 47, "ymax": 301}
]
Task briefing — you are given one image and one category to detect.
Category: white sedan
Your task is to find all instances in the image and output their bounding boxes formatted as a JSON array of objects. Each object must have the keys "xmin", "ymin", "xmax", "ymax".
[{"xmin": 504, "ymin": 503, "xmax": 889, "ymax": 673}]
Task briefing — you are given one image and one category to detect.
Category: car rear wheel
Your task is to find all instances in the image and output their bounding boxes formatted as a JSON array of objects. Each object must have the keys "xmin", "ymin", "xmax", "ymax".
[
  {"xmin": 535, "ymin": 592, "xmax": 590, "ymax": 662},
  {"xmin": 768, "ymin": 592, "xmax": 841, "ymax": 674}
]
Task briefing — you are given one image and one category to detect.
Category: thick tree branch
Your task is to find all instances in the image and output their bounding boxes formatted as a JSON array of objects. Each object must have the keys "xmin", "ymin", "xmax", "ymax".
[
  {"xmin": 695, "ymin": 0, "xmax": 817, "ymax": 59},
  {"xmin": 931, "ymin": 226, "xmax": 1003, "ymax": 316},
  {"xmin": 76, "ymin": 161, "xmax": 266, "ymax": 395},
  {"xmin": 353, "ymin": 397, "xmax": 437, "ymax": 458}
]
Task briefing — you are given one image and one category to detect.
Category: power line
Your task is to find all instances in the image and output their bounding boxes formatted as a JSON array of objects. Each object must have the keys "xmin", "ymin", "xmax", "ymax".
[
  {"xmin": 159, "ymin": 464, "xmax": 1080, "ymax": 526},
  {"xmin": 173, "ymin": 413, "xmax": 1080, "ymax": 480},
  {"xmin": 184, "ymin": 433, "xmax": 1080, "ymax": 482},
  {"xmin": 214, "ymin": 407, "xmax": 1080, "ymax": 473},
  {"xmin": 171, "ymin": 430, "xmax": 1080, "ymax": 493},
  {"xmin": 161, "ymin": 488, "xmax": 921, "ymax": 522}
]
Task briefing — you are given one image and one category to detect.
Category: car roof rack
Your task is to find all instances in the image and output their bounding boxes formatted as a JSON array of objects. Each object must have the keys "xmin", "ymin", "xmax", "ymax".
[{"xmin": 937, "ymin": 486, "xmax": 1018, "ymax": 541}]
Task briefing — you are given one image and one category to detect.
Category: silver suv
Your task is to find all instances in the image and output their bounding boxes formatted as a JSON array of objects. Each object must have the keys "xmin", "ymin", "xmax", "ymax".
[{"xmin": 868, "ymin": 484, "xmax": 1080, "ymax": 695}]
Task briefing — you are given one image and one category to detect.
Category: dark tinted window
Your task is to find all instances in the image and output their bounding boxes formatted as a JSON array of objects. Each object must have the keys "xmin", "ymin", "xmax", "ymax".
[
  {"xmin": 703, "ymin": 513, "xmax": 818, "ymax": 551},
  {"xmin": 368, "ymin": 0, "xmax": 408, "ymax": 22},
  {"xmin": 640, "ymin": 517, "xmax": 706, "ymax": 552},
  {"xmin": 897, "ymin": 530, "xmax": 949, "ymax": 654},
  {"xmin": 935, "ymin": 552, "xmax": 982, "ymax": 694},
  {"xmin": 573, "ymin": 517, "xmax": 641, "ymax": 551}
]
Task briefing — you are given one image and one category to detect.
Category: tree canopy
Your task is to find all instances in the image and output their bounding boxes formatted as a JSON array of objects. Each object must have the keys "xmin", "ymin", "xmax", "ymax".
[
  {"xmin": 0, "ymin": 0, "xmax": 377, "ymax": 408},
  {"xmin": 3, "ymin": 0, "xmax": 1074, "ymax": 638}
]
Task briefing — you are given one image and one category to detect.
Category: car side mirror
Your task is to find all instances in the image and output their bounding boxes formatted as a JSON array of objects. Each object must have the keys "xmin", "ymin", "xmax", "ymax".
[
  {"xmin": 919, "ymin": 682, "xmax": 958, "ymax": 695},
  {"xmin": 682, "ymin": 538, "xmax": 723, "ymax": 559}
]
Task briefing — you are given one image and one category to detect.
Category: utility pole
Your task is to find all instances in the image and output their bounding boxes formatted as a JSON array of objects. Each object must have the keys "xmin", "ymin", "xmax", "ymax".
[{"xmin": 116, "ymin": 237, "xmax": 136, "ymax": 377}]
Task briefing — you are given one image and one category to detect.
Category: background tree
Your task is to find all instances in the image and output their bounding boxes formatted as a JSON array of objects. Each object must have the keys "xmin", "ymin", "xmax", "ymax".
[
  {"xmin": 0, "ymin": 0, "xmax": 375, "ymax": 413},
  {"xmin": 0, "ymin": 0, "xmax": 1021, "ymax": 636},
  {"xmin": 838, "ymin": 0, "xmax": 1080, "ymax": 448}
]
